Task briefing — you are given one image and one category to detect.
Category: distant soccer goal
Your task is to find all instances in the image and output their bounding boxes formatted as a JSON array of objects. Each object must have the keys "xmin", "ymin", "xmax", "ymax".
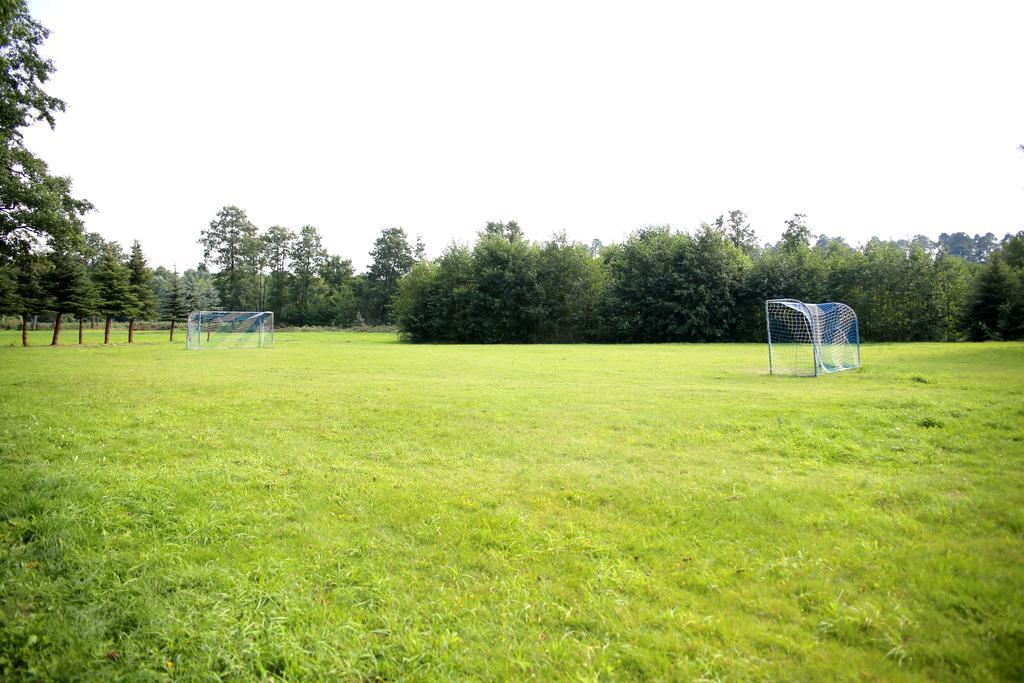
[
  {"xmin": 186, "ymin": 311, "xmax": 274, "ymax": 350},
  {"xmin": 765, "ymin": 299, "xmax": 859, "ymax": 376}
]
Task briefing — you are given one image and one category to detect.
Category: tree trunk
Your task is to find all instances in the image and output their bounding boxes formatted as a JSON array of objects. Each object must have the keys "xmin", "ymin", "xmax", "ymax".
[
  {"xmin": 104, "ymin": 317, "xmax": 111, "ymax": 344},
  {"xmin": 78, "ymin": 316, "xmax": 84, "ymax": 345},
  {"xmin": 31, "ymin": 314, "xmax": 37, "ymax": 331},
  {"xmin": 51, "ymin": 313, "xmax": 62, "ymax": 346},
  {"xmin": 128, "ymin": 318, "xmax": 135, "ymax": 343},
  {"xmin": 21, "ymin": 314, "xmax": 28, "ymax": 347},
  {"xmin": 91, "ymin": 317, "xmax": 96, "ymax": 329},
  {"xmin": 169, "ymin": 319, "xmax": 175, "ymax": 342}
]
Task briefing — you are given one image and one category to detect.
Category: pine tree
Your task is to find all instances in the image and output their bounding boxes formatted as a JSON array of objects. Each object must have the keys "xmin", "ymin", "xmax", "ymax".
[
  {"xmin": 126, "ymin": 240, "xmax": 155, "ymax": 343},
  {"xmin": 93, "ymin": 248, "xmax": 137, "ymax": 344},
  {"xmin": 47, "ymin": 249, "xmax": 94, "ymax": 345},
  {"xmin": 963, "ymin": 252, "xmax": 1019, "ymax": 340},
  {"xmin": 13, "ymin": 254, "xmax": 48, "ymax": 346},
  {"xmin": 164, "ymin": 268, "xmax": 190, "ymax": 342}
]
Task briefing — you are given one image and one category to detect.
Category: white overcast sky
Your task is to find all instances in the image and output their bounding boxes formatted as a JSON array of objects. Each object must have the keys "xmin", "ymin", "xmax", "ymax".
[{"xmin": 23, "ymin": 0, "xmax": 1024, "ymax": 271}]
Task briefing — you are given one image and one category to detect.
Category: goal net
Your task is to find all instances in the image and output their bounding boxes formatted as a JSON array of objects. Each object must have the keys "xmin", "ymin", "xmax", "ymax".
[
  {"xmin": 186, "ymin": 311, "xmax": 274, "ymax": 350},
  {"xmin": 765, "ymin": 299, "xmax": 859, "ymax": 376}
]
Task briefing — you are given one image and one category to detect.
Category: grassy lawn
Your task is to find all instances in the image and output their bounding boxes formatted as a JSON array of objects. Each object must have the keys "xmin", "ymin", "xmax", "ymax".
[{"xmin": 1, "ymin": 331, "xmax": 1022, "ymax": 680}]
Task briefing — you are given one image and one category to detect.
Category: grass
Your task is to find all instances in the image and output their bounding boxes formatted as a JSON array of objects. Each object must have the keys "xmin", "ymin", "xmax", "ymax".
[{"xmin": 1, "ymin": 330, "xmax": 1022, "ymax": 680}]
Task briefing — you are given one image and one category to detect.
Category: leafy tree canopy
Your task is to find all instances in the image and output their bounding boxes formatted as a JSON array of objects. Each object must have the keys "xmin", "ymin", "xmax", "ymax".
[{"xmin": 0, "ymin": 1, "xmax": 91, "ymax": 257}]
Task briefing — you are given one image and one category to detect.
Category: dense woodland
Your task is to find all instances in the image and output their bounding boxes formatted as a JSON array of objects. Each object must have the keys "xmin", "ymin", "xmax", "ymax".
[
  {"xmin": 1, "ymin": 1, "xmax": 1023, "ymax": 346},
  {"xmin": 396, "ymin": 219, "xmax": 1024, "ymax": 343}
]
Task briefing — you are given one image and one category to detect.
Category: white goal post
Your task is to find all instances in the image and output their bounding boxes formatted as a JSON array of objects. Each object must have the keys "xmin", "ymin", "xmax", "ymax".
[
  {"xmin": 765, "ymin": 299, "xmax": 860, "ymax": 376},
  {"xmin": 186, "ymin": 311, "xmax": 274, "ymax": 350}
]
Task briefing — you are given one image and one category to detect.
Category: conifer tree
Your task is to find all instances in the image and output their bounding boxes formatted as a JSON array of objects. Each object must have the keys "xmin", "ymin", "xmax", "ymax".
[
  {"xmin": 47, "ymin": 249, "xmax": 93, "ymax": 345},
  {"xmin": 126, "ymin": 240, "xmax": 155, "ymax": 343},
  {"xmin": 964, "ymin": 252, "xmax": 1021, "ymax": 340},
  {"xmin": 13, "ymin": 254, "xmax": 48, "ymax": 346},
  {"xmin": 93, "ymin": 248, "xmax": 137, "ymax": 344},
  {"xmin": 164, "ymin": 268, "xmax": 190, "ymax": 342}
]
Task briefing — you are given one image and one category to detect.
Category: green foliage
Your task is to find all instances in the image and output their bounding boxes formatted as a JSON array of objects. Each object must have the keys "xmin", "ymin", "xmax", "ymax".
[
  {"xmin": 1, "ymin": 334, "xmax": 1022, "ymax": 679},
  {"xmin": 162, "ymin": 268, "xmax": 190, "ymax": 323},
  {"xmin": 262, "ymin": 225, "xmax": 295, "ymax": 317},
  {"xmin": 126, "ymin": 240, "xmax": 155, "ymax": 319},
  {"xmin": 779, "ymin": 213, "xmax": 811, "ymax": 252},
  {"xmin": 724, "ymin": 209, "xmax": 758, "ymax": 254},
  {"xmin": 286, "ymin": 225, "xmax": 327, "ymax": 325},
  {"xmin": 397, "ymin": 216, "xmax": 983, "ymax": 344},
  {"xmin": 470, "ymin": 230, "xmax": 541, "ymax": 342},
  {"xmin": 963, "ymin": 252, "xmax": 1023, "ymax": 340},
  {"xmin": 199, "ymin": 206, "xmax": 261, "ymax": 310},
  {"xmin": 1001, "ymin": 231, "xmax": 1024, "ymax": 269},
  {"xmin": 535, "ymin": 233, "xmax": 606, "ymax": 342},
  {"xmin": 13, "ymin": 251, "xmax": 49, "ymax": 316},
  {"xmin": 0, "ymin": 258, "xmax": 17, "ymax": 313},
  {"xmin": 0, "ymin": 1, "xmax": 91, "ymax": 257},
  {"xmin": 91, "ymin": 249, "xmax": 137, "ymax": 318},
  {"xmin": 315, "ymin": 255, "xmax": 357, "ymax": 326},
  {"xmin": 46, "ymin": 248, "xmax": 93, "ymax": 318},
  {"xmin": 937, "ymin": 231, "xmax": 1001, "ymax": 262},
  {"xmin": 394, "ymin": 245, "xmax": 477, "ymax": 342},
  {"xmin": 364, "ymin": 227, "xmax": 415, "ymax": 324},
  {"xmin": 182, "ymin": 264, "xmax": 220, "ymax": 311}
]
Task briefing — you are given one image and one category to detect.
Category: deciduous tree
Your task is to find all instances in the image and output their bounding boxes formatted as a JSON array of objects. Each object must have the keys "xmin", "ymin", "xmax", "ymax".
[
  {"xmin": 0, "ymin": 1, "xmax": 92, "ymax": 257},
  {"xmin": 364, "ymin": 227, "xmax": 414, "ymax": 323},
  {"xmin": 199, "ymin": 206, "xmax": 260, "ymax": 309}
]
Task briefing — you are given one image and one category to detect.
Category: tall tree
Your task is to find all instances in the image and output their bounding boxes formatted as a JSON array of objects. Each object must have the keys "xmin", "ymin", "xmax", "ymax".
[
  {"xmin": 724, "ymin": 210, "xmax": 758, "ymax": 254},
  {"xmin": 780, "ymin": 213, "xmax": 811, "ymax": 252},
  {"xmin": 163, "ymin": 268, "xmax": 190, "ymax": 342},
  {"xmin": 0, "ymin": 1, "xmax": 92, "ymax": 257},
  {"xmin": 963, "ymin": 252, "xmax": 1021, "ymax": 340},
  {"xmin": 199, "ymin": 206, "xmax": 260, "ymax": 309},
  {"xmin": 92, "ymin": 248, "xmax": 137, "ymax": 344},
  {"xmin": 12, "ymin": 252, "xmax": 48, "ymax": 346},
  {"xmin": 364, "ymin": 227, "xmax": 414, "ymax": 323},
  {"xmin": 535, "ymin": 233, "xmax": 605, "ymax": 342},
  {"xmin": 125, "ymin": 240, "xmax": 155, "ymax": 342},
  {"xmin": 261, "ymin": 225, "xmax": 295, "ymax": 318},
  {"xmin": 287, "ymin": 225, "xmax": 327, "ymax": 325},
  {"xmin": 317, "ymin": 254, "xmax": 357, "ymax": 326},
  {"xmin": 470, "ymin": 228, "xmax": 540, "ymax": 342},
  {"xmin": 46, "ymin": 248, "xmax": 93, "ymax": 345}
]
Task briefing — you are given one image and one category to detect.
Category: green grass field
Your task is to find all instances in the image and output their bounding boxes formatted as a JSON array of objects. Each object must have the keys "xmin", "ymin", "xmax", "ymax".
[{"xmin": 1, "ymin": 331, "xmax": 1022, "ymax": 680}]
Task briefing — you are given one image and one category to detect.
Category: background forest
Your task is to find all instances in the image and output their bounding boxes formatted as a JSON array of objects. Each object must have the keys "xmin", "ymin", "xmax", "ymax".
[{"xmin": 2, "ymin": 204, "xmax": 1023, "ymax": 345}]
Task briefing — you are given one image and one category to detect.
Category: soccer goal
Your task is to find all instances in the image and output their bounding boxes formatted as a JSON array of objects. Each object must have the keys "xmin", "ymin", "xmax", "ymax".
[
  {"xmin": 765, "ymin": 299, "xmax": 859, "ymax": 376},
  {"xmin": 186, "ymin": 311, "xmax": 274, "ymax": 350}
]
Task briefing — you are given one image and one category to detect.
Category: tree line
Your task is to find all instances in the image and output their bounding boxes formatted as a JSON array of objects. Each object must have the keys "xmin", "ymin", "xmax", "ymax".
[
  {"xmin": 395, "ymin": 216, "xmax": 1024, "ymax": 343},
  {"xmin": 195, "ymin": 205, "xmax": 418, "ymax": 327},
  {"xmin": 3, "ymin": 206, "xmax": 1022, "ymax": 347}
]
